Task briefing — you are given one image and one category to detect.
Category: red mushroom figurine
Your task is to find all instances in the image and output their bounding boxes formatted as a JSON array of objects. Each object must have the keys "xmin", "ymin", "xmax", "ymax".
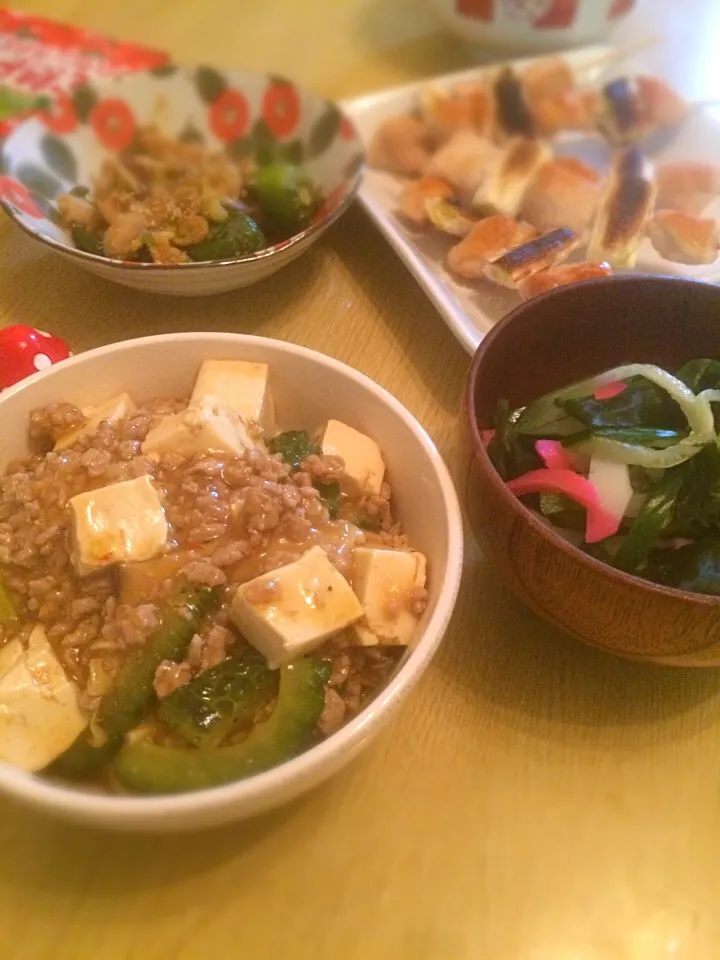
[{"xmin": 0, "ymin": 325, "xmax": 72, "ymax": 389}]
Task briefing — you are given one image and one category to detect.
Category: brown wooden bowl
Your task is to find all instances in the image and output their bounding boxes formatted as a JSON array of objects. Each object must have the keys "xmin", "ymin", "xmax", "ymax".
[{"xmin": 464, "ymin": 275, "xmax": 720, "ymax": 667}]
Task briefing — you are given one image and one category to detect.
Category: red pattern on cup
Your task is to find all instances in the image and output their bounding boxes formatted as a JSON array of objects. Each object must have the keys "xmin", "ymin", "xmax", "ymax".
[
  {"xmin": 531, "ymin": 0, "xmax": 578, "ymax": 28},
  {"xmin": 339, "ymin": 115, "xmax": 356, "ymax": 141},
  {"xmin": 0, "ymin": 176, "xmax": 43, "ymax": 218},
  {"xmin": 608, "ymin": 0, "xmax": 636, "ymax": 18},
  {"xmin": 456, "ymin": 0, "xmax": 495, "ymax": 21}
]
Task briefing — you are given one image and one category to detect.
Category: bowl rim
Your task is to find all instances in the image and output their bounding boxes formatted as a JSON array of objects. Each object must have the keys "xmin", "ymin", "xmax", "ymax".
[
  {"xmin": 0, "ymin": 332, "xmax": 464, "ymax": 824},
  {"xmin": 464, "ymin": 274, "xmax": 720, "ymax": 612},
  {"xmin": 0, "ymin": 64, "xmax": 365, "ymax": 273}
]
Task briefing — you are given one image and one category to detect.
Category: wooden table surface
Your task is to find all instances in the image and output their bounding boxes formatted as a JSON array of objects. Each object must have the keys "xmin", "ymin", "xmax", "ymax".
[{"xmin": 2, "ymin": 1, "xmax": 720, "ymax": 958}]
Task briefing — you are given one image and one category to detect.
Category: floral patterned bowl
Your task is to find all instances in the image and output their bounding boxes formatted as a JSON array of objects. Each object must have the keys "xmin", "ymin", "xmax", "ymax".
[{"xmin": 0, "ymin": 64, "xmax": 364, "ymax": 296}]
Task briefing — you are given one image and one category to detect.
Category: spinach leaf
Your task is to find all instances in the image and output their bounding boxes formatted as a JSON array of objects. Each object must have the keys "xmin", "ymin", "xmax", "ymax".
[
  {"xmin": 613, "ymin": 468, "xmax": 685, "ymax": 573},
  {"xmin": 674, "ymin": 443, "xmax": 720, "ymax": 532},
  {"xmin": 676, "ymin": 359, "xmax": 720, "ymax": 393},
  {"xmin": 267, "ymin": 430, "xmax": 321, "ymax": 471},
  {"xmin": 515, "ymin": 402, "xmax": 584, "ymax": 440},
  {"xmin": 648, "ymin": 540, "xmax": 720, "ymax": 596},
  {"xmin": 315, "ymin": 480, "xmax": 342, "ymax": 519},
  {"xmin": 351, "ymin": 513, "xmax": 381, "ymax": 532},
  {"xmin": 487, "ymin": 400, "xmax": 543, "ymax": 480},
  {"xmin": 676, "ymin": 358, "xmax": 720, "ymax": 430},
  {"xmin": 71, "ymin": 223, "xmax": 104, "ymax": 257},
  {"xmin": 538, "ymin": 492, "xmax": 586, "ymax": 531},
  {"xmin": 559, "ymin": 375, "xmax": 687, "ymax": 433},
  {"xmin": 589, "ymin": 426, "xmax": 686, "ymax": 449}
]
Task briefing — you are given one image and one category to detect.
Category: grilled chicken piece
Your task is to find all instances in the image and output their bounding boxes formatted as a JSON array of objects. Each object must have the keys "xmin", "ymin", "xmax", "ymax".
[
  {"xmin": 368, "ymin": 115, "xmax": 431, "ymax": 177},
  {"xmin": 484, "ymin": 227, "xmax": 581, "ymax": 289},
  {"xmin": 655, "ymin": 161, "xmax": 720, "ymax": 215},
  {"xmin": 398, "ymin": 176, "xmax": 454, "ymax": 224},
  {"xmin": 587, "ymin": 148, "xmax": 657, "ymax": 268},
  {"xmin": 518, "ymin": 261, "xmax": 613, "ymax": 299},
  {"xmin": 597, "ymin": 75, "xmax": 689, "ymax": 146},
  {"xmin": 522, "ymin": 56, "xmax": 576, "ymax": 104},
  {"xmin": 532, "ymin": 89, "xmax": 598, "ymax": 136},
  {"xmin": 521, "ymin": 156, "xmax": 602, "ymax": 236},
  {"xmin": 420, "ymin": 82, "xmax": 495, "ymax": 145},
  {"xmin": 647, "ymin": 210, "xmax": 719, "ymax": 265},
  {"xmin": 635, "ymin": 74, "xmax": 688, "ymax": 130},
  {"xmin": 425, "ymin": 198, "xmax": 475, "ymax": 237},
  {"xmin": 425, "ymin": 131, "xmax": 499, "ymax": 204},
  {"xmin": 446, "ymin": 216, "xmax": 538, "ymax": 279},
  {"xmin": 493, "ymin": 67, "xmax": 537, "ymax": 139},
  {"xmin": 472, "ymin": 137, "xmax": 552, "ymax": 218}
]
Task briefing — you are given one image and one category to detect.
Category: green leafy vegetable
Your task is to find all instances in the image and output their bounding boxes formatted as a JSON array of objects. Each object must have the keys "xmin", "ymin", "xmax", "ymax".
[
  {"xmin": 268, "ymin": 430, "xmax": 321, "ymax": 470},
  {"xmin": 71, "ymin": 223, "xmax": 104, "ymax": 257},
  {"xmin": 186, "ymin": 210, "xmax": 266, "ymax": 262},
  {"xmin": 352, "ymin": 513, "xmax": 381, "ymax": 532},
  {"xmin": 538, "ymin": 492, "xmax": 586, "ymax": 531},
  {"xmin": 612, "ymin": 469, "xmax": 684, "ymax": 573},
  {"xmin": 677, "ymin": 358, "xmax": 720, "ymax": 430},
  {"xmin": 585, "ymin": 426, "xmax": 686, "ymax": 449},
  {"xmin": 649, "ymin": 540, "xmax": 720, "ymax": 596},
  {"xmin": 559, "ymin": 375, "xmax": 687, "ymax": 433},
  {"xmin": 158, "ymin": 652, "xmax": 277, "ymax": 748},
  {"xmin": 315, "ymin": 480, "xmax": 341, "ymax": 519},
  {"xmin": 488, "ymin": 400, "xmax": 543, "ymax": 480},
  {"xmin": 673, "ymin": 443, "xmax": 720, "ymax": 532},
  {"xmin": 676, "ymin": 359, "xmax": 720, "ymax": 394}
]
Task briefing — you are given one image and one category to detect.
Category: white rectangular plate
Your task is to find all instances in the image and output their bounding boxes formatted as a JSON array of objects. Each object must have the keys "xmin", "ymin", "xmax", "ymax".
[{"xmin": 344, "ymin": 48, "xmax": 720, "ymax": 355}]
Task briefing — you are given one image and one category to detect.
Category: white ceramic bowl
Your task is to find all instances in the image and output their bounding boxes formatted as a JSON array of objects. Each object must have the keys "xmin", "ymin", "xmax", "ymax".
[
  {"xmin": 424, "ymin": 0, "xmax": 638, "ymax": 53},
  {"xmin": 0, "ymin": 333, "xmax": 463, "ymax": 831},
  {"xmin": 0, "ymin": 65, "xmax": 364, "ymax": 295}
]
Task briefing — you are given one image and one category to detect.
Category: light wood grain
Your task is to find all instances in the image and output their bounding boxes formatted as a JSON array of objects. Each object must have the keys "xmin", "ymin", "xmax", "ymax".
[{"xmin": 2, "ymin": 1, "xmax": 720, "ymax": 958}]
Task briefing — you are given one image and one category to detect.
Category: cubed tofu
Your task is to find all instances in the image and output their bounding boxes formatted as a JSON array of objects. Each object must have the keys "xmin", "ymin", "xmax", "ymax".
[
  {"xmin": 55, "ymin": 392, "xmax": 135, "ymax": 450},
  {"xmin": 141, "ymin": 402, "xmax": 264, "ymax": 457},
  {"xmin": 351, "ymin": 547, "xmax": 427, "ymax": 646},
  {"xmin": 0, "ymin": 626, "xmax": 86, "ymax": 772},
  {"xmin": 230, "ymin": 545, "xmax": 363, "ymax": 667},
  {"xmin": 320, "ymin": 420, "xmax": 385, "ymax": 497},
  {"xmin": 190, "ymin": 360, "xmax": 276, "ymax": 435},
  {"xmin": 69, "ymin": 474, "xmax": 168, "ymax": 574}
]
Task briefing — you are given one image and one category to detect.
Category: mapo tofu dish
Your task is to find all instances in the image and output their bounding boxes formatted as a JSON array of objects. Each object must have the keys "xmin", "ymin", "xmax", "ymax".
[
  {"xmin": 55, "ymin": 125, "xmax": 322, "ymax": 264},
  {"xmin": 0, "ymin": 360, "xmax": 428, "ymax": 794}
]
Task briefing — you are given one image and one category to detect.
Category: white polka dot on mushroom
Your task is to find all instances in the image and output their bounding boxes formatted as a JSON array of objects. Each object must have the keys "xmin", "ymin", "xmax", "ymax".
[{"xmin": 33, "ymin": 354, "xmax": 52, "ymax": 371}]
